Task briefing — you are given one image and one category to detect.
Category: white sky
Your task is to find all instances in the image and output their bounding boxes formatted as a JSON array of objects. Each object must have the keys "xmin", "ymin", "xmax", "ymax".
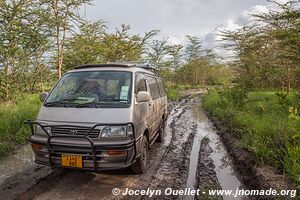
[{"xmin": 81, "ymin": 0, "xmax": 283, "ymax": 58}]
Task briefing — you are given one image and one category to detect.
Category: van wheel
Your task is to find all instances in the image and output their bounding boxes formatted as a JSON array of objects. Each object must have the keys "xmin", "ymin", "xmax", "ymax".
[
  {"xmin": 156, "ymin": 119, "xmax": 165, "ymax": 143},
  {"xmin": 132, "ymin": 135, "xmax": 149, "ymax": 174}
]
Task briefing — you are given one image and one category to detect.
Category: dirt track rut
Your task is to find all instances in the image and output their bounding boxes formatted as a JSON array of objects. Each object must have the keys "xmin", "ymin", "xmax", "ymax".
[{"xmin": 0, "ymin": 92, "xmax": 244, "ymax": 200}]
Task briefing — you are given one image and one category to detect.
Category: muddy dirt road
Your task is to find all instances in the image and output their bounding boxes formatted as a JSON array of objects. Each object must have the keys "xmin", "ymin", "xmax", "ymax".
[{"xmin": 0, "ymin": 93, "xmax": 244, "ymax": 200}]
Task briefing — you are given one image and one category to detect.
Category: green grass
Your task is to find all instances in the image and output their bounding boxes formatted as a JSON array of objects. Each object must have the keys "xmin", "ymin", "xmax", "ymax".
[
  {"xmin": 165, "ymin": 84, "xmax": 184, "ymax": 99},
  {"xmin": 203, "ymin": 89, "xmax": 300, "ymax": 188},
  {"xmin": 166, "ymin": 86, "xmax": 181, "ymax": 99},
  {"xmin": 0, "ymin": 94, "xmax": 41, "ymax": 158},
  {"xmin": 165, "ymin": 84, "xmax": 202, "ymax": 99}
]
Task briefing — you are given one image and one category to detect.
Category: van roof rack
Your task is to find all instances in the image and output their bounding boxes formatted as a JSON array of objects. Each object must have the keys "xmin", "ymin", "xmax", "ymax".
[{"xmin": 74, "ymin": 62, "xmax": 159, "ymax": 75}]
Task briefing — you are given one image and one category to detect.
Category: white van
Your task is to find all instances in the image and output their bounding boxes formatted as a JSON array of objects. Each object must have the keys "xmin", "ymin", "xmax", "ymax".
[{"xmin": 26, "ymin": 63, "xmax": 167, "ymax": 173}]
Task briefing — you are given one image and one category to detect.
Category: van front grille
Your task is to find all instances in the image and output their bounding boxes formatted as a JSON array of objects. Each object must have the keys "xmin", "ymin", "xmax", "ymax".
[{"xmin": 51, "ymin": 127, "xmax": 100, "ymax": 138}]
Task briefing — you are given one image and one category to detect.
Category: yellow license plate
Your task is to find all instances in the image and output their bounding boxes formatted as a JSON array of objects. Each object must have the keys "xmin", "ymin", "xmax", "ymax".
[{"xmin": 61, "ymin": 154, "xmax": 82, "ymax": 168}]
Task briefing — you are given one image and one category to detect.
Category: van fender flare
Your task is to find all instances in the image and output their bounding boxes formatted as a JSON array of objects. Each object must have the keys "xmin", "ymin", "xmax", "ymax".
[{"xmin": 134, "ymin": 125, "xmax": 149, "ymax": 159}]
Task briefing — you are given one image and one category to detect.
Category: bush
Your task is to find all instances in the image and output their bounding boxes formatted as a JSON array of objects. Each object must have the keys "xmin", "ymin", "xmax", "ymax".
[
  {"xmin": 203, "ymin": 89, "xmax": 300, "ymax": 188},
  {"xmin": 0, "ymin": 94, "xmax": 40, "ymax": 157}
]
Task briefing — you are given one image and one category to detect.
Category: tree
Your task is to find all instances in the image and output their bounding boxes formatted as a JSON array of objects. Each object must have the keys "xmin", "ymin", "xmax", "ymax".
[
  {"xmin": 63, "ymin": 20, "xmax": 106, "ymax": 70},
  {"xmin": 146, "ymin": 38, "xmax": 169, "ymax": 68},
  {"xmin": 0, "ymin": 0, "xmax": 50, "ymax": 98},
  {"xmin": 168, "ymin": 44, "xmax": 183, "ymax": 70},
  {"xmin": 221, "ymin": 0, "xmax": 300, "ymax": 92},
  {"xmin": 185, "ymin": 35, "xmax": 202, "ymax": 62},
  {"xmin": 253, "ymin": 0, "xmax": 300, "ymax": 92},
  {"xmin": 101, "ymin": 24, "xmax": 158, "ymax": 62},
  {"xmin": 43, "ymin": 0, "xmax": 91, "ymax": 79}
]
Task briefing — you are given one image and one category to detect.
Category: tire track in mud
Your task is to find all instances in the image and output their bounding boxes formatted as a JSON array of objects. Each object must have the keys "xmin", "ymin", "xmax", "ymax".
[
  {"xmin": 109, "ymin": 98, "xmax": 195, "ymax": 200},
  {"xmin": 195, "ymin": 138, "xmax": 222, "ymax": 200},
  {"xmin": 114, "ymin": 96, "xmax": 208, "ymax": 200},
  {"xmin": 117, "ymin": 95, "xmax": 245, "ymax": 200},
  {"xmin": 9, "ymin": 93, "xmax": 245, "ymax": 200},
  {"xmin": 16, "ymin": 98, "xmax": 190, "ymax": 200}
]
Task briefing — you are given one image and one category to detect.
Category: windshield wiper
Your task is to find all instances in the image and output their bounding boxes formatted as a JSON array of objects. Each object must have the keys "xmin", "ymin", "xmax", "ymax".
[
  {"xmin": 75, "ymin": 102, "xmax": 102, "ymax": 108},
  {"xmin": 44, "ymin": 98, "xmax": 88, "ymax": 107},
  {"xmin": 75, "ymin": 99, "xmax": 128, "ymax": 108},
  {"xmin": 98, "ymin": 98, "xmax": 128, "ymax": 102}
]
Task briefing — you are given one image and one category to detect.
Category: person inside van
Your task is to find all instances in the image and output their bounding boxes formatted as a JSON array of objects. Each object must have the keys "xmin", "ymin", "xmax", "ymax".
[{"xmin": 76, "ymin": 79, "xmax": 106, "ymax": 100}]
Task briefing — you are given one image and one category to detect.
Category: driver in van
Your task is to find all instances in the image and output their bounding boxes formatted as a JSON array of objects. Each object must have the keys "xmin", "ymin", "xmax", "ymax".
[{"xmin": 77, "ymin": 80, "xmax": 106, "ymax": 99}]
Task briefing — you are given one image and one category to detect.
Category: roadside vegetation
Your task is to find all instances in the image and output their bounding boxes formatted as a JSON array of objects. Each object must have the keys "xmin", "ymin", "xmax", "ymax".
[
  {"xmin": 203, "ymin": 89, "xmax": 300, "ymax": 187},
  {"xmin": 166, "ymin": 85, "xmax": 182, "ymax": 100},
  {"xmin": 0, "ymin": 95, "xmax": 40, "ymax": 157},
  {"xmin": 165, "ymin": 85, "xmax": 203, "ymax": 100},
  {"xmin": 203, "ymin": 0, "xmax": 300, "ymax": 188}
]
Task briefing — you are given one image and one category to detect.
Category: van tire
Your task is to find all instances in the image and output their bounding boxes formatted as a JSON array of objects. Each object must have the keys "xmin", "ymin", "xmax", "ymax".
[
  {"xmin": 156, "ymin": 119, "xmax": 165, "ymax": 143},
  {"xmin": 132, "ymin": 135, "xmax": 149, "ymax": 174}
]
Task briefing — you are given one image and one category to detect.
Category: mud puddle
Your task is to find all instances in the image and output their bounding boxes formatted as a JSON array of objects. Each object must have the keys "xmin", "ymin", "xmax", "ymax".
[
  {"xmin": 187, "ymin": 97, "xmax": 244, "ymax": 200},
  {"xmin": 185, "ymin": 124, "xmax": 202, "ymax": 200},
  {"xmin": 186, "ymin": 126, "xmax": 202, "ymax": 190}
]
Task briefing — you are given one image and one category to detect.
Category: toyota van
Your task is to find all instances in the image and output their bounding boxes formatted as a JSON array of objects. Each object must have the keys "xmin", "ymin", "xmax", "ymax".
[{"xmin": 25, "ymin": 63, "xmax": 167, "ymax": 174}]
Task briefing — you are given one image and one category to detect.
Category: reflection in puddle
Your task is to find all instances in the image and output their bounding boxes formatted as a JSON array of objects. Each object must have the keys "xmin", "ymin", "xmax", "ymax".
[
  {"xmin": 186, "ymin": 99, "xmax": 244, "ymax": 200},
  {"xmin": 186, "ymin": 124, "xmax": 202, "ymax": 193}
]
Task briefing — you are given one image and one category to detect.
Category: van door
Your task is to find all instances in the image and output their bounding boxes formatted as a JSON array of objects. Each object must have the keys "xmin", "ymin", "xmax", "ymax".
[
  {"xmin": 157, "ymin": 78, "xmax": 167, "ymax": 118},
  {"xmin": 146, "ymin": 75, "xmax": 161, "ymax": 141},
  {"xmin": 134, "ymin": 73, "xmax": 150, "ymax": 139}
]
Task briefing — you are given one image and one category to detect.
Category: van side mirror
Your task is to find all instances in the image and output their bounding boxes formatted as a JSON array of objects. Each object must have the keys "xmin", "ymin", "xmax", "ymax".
[
  {"xmin": 136, "ymin": 91, "xmax": 150, "ymax": 103},
  {"xmin": 39, "ymin": 92, "xmax": 48, "ymax": 102}
]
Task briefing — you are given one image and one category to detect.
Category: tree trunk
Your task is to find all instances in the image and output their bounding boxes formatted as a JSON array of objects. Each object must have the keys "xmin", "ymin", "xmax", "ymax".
[
  {"xmin": 40, "ymin": 75, "xmax": 45, "ymax": 92},
  {"xmin": 287, "ymin": 66, "xmax": 291, "ymax": 94},
  {"xmin": 4, "ymin": 64, "xmax": 9, "ymax": 98},
  {"xmin": 57, "ymin": 24, "xmax": 62, "ymax": 79},
  {"xmin": 54, "ymin": 0, "xmax": 62, "ymax": 79},
  {"xmin": 12, "ymin": 57, "xmax": 17, "ymax": 92}
]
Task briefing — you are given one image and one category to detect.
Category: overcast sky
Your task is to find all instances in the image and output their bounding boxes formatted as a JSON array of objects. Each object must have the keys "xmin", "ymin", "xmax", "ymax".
[{"xmin": 81, "ymin": 0, "xmax": 281, "ymax": 58}]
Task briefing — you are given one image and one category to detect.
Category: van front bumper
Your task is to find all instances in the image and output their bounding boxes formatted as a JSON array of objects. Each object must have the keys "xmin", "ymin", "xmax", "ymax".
[
  {"xmin": 30, "ymin": 139, "xmax": 136, "ymax": 171},
  {"xmin": 25, "ymin": 120, "xmax": 138, "ymax": 172}
]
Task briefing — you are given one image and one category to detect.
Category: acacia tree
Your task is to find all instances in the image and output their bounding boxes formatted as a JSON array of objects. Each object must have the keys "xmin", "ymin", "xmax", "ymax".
[
  {"xmin": 63, "ymin": 23, "xmax": 158, "ymax": 68},
  {"xmin": 221, "ymin": 0, "xmax": 300, "ymax": 92},
  {"xmin": 146, "ymin": 38, "xmax": 169, "ymax": 68},
  {"xmin": 168, "ymin": 44, "xmax": 183, "ymax": 70},
  {"xmin": 185, "ymin": 35, "xmax": 202, "ymax": 62},
  {"xmin": 0, "ymin": 0, "xmax": 50, "ymax": 98},
  {"xmin": 254, "ymin": 0, "xmax": 300, "ymax": 92},
  {"xmin": 63, "ymin": 20, "xmax": 106, "ymax": 70},
  {"xmin": 43, "ymin": 0, "xmax": 91, "ymax": 79},
  {"xmin": 27, "ymin": 2, "xmax": 53, "ymax": 93},
  {"xmin": 101, "ymin": 24, "xmax": 158, "ymax": 63}
]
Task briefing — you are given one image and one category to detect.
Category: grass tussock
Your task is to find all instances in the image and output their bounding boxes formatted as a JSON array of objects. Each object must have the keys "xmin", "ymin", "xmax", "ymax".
[
  {"xmin": 203, "ymin": 89, "xmax": 300, "ymax": 188},
  {"xmin": 0, "ymin": 94, "xmax": 41, "ymax": 157}
]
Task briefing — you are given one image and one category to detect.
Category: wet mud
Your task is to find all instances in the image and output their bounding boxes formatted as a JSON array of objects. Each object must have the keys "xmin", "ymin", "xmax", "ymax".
[{"xmin": 0, "ymin": 92, "xmax": 249, "ymax": 200}]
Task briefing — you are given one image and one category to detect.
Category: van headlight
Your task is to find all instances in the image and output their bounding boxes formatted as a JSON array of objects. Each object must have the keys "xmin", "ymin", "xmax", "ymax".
[
  {"xmin": 34, "ymin": 124, "xmax": 51, "ymax": 136},
  {"xmin": 101, "ymin": 124, "xmax": 134, "ymax": 139}
]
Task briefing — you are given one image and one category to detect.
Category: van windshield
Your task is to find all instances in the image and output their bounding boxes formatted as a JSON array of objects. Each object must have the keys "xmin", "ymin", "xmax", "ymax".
[{"xmin": 45, "ymin": 71, "xmax": 132, "ymax": 108}]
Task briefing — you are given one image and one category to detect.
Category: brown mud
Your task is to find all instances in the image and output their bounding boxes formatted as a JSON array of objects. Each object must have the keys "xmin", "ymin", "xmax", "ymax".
[{"xmin": 0, "ymin": 91, "xmax": 291, "ymax": 200}]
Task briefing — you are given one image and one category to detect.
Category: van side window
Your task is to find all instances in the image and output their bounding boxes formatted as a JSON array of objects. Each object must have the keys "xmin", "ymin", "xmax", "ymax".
[
  {"xmin": 135, "ymin": 73, "xmax": 147, "ymax": 94},
  {"xmin": 147, "ymin": 76, "xmax": 160, "ymax": 100},
  {"xmin": 157, "ymin": 78, "xmax": 166, "ymax": 97}
]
